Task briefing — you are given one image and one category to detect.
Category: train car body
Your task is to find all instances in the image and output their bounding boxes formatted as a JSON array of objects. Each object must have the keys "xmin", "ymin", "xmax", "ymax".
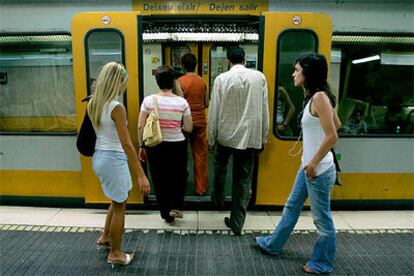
[{"xmin": 1, "ymin": 0, "xmax": 413, "ymax": 208}]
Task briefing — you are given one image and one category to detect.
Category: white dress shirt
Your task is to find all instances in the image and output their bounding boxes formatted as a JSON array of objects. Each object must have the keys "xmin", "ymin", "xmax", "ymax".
[{"xmin": 208, "ymin": 64, "xmax": 269, "ymax": 150}]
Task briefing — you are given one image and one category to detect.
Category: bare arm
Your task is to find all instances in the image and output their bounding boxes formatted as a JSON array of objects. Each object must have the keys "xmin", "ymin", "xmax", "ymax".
[
  {"xmin": 112, "ymin": 105, "xmax": 150, "ymax": 196},
  {"xmin": 333, "ymin": 110, "xmax": 342, "ymax": 130},
  {"xmin": 182, "ymin": 114, "xmax": 193, "ymax": 133},
  {"xmin": 137, "ymin": 110, "xmax": 149, "ymax": 162},
  {"xmin": 279, "ymin": 87, "xmax": 296, "ymax": 126},
  {"xmin": 173, "ymin": 80, "xmax": 184, "ymax": 97},
  {"xmin": 304, "ymin": 92, "xmax": 338, "ymax": 179}
]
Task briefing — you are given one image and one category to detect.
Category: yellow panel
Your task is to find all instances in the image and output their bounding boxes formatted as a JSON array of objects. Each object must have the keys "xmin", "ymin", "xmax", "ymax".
[
  {"xmin": 133, "ymin": 0, "xmax": 268, "ymax": 15},
  {"xmin": 257, "ymin": 13, "xmax": 333, "ymax": 206},
  {"xmin": 189, "ymin": 43, "xmax": 198, "ymax": 72},
  {"xmin": 0, "ymin": 117, "xmax": 76, "ymax": 132},
  {"xmin": 0, "ymin": 170, "xmax": 83, "ymax": 197},
  {"xmin": 202, "ymin": 43, "xmax": 212, "ymax": 92},
  {"xmin": 164, "ymin": 45, "xmax": 171, "ymax": 65},
  {"xmin": 72, "ymin": 12, "xmax": 144, "ymax": 204},
  {"xmin": 331, "ymin": 173, "xmax": 414, "ymax": 200}
]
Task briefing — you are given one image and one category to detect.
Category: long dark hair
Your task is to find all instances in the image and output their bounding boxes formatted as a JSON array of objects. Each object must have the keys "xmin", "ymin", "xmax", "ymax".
[{"xmin": 295, "ymin": 53, "xmax": 336, "ymax": 108}]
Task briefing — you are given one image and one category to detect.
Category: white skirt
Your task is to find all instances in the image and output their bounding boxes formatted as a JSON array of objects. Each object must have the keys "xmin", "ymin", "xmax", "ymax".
[{"xmin": 92, "ymin": 150, "xmax": 132, "ymax": 203}]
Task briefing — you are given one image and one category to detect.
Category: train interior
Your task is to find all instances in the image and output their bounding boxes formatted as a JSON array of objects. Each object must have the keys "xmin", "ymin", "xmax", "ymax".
[{"xmin": 139, "ymin": 16, "xmax": 261, "ymax": 202}]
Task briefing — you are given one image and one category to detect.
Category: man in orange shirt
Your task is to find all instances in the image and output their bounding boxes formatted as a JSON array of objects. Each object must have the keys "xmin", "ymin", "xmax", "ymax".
[{"xmin": 178, "ymin": 53, "xmax": 209, "ymax": 196}]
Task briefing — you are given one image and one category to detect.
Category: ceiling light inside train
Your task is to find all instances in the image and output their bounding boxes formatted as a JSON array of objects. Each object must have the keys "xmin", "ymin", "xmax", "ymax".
[
  {"xmin": 143, "ymin": 33, "xmax": 258, "ymax": 42},
  {"xmin": 352, "ymin": 55, "xmax": 380, "ymax": 64}
]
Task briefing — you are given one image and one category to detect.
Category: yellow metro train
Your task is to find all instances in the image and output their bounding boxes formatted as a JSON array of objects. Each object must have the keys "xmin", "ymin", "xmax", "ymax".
[{"xmin": 1, "ymin": 3, "xmax": 413, "ymax": 208}]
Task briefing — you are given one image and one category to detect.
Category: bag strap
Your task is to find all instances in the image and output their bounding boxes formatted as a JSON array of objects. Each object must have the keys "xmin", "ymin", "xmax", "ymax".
[{"xmin": 153, "ymin": 95, "xmax": 160, "ymax": 117}]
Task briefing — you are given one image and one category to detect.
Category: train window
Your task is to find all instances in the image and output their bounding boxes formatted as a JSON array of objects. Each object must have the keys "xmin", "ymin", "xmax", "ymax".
[
  {"xmin": 274, "ymin": 30, "xmax": 318, "ymax": 139},
  {"xmin": 171, "ymin": 45, "xmax": 190, "ymax": 69},
  {"xmin": 85, "ymin": 30, "xmax": 124, "ymax": 98},
  {"xmin": 210, "ymin": 46, "xmax": 229, "ymax": 89},
  {"xmin": 0, "ymin": 34, "xmax": 75, "ymax": 133},
  {"xmin": 334, "ymin": 35, "xmax": 414, "ymax": 136}
]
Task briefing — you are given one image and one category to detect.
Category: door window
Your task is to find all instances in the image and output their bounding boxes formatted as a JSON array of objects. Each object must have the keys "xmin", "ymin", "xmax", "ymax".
[
  {"xmin": 275, "ymin": 30, "xmax": 318, "ymax": 138},
  {"xmin": 86, "ymin": 30, "xmax": 125, "ymax": 101}
]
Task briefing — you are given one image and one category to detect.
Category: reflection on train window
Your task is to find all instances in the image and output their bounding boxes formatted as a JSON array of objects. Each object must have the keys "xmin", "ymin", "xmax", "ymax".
[
  {"xmin": 171, "ymin": 45, "xmax": 190, "ymax": 68},
  {"xmin": 86, "ymin": 30, "xmax": 124, "ymax": 98},
  {"xmin": 210, "ymin": 46, "xmax": 228, "ymax": 89},
  {"xmin": 274, "ymin": 30, "xmax": 318, "ymax": 139},
  {"xmin": 0, "ymin": 34, "xmax": 75, "ymax": 132},
  {"xmin": 334, "ymin": 35, "xmax": 414, "ymax": 136}
]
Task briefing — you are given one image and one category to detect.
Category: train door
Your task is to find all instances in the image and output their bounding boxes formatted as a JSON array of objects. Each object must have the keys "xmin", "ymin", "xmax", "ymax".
[
  {"xmin": 72, "ymin": 12, "xmax": 144, "ymax": 204},
  {"xmin": 140, "ymin": 16, "xmax": 262, "ymax": 203},
  {"xmin": 256, "ymin": 13, "xmax": 333, "ymax": 206}
]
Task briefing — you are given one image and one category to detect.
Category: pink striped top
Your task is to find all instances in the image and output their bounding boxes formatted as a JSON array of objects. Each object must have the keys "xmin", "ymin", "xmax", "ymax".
[{"xmin": 141, "ymin": 94, "xmax": 191, "ymax": 141}]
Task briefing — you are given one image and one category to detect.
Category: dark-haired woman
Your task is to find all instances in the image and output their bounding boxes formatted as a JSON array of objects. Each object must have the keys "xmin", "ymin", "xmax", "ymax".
[
  {"xmin": 255, "ymin": 53, "xmax": 341, "ymax": 274},
  {"xmin": 138, "ymin": 65, "xmax": 193, "ymax": 225}
]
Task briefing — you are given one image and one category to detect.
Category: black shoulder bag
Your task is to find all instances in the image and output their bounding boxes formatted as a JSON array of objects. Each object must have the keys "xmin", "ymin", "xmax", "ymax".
[{"xmin": 76, "ymin": 100, "xmax": 96, "ymax": 157}]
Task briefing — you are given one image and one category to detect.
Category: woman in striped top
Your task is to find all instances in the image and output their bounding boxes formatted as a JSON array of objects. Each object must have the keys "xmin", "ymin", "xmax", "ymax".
[{"xmin": 138, "ymin": 65, "xmax": 193, "ymax": 225}]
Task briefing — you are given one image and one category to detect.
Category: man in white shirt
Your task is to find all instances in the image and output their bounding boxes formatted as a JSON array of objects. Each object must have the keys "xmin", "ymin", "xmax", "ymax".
[{"xmin": 208, "ymin": 47, "xmax": 269, "ymax": 235}]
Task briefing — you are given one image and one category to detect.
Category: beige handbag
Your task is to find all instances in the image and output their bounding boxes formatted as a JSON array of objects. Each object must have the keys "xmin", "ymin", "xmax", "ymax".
[{"xmin": 143, "ymin": 95, "xmax": 163, "ymax": 147}]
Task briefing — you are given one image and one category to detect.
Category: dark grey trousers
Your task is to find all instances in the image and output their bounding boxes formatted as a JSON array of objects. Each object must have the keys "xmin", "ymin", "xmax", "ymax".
[{"xmin": 212, "ymin": 143, "xmax": 256, "ymax": 232}]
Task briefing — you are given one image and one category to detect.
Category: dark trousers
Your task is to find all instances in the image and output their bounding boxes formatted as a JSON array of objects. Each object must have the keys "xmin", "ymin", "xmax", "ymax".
[
  {"xmin": 147, "ymin": 141, "xmax": 187, "ymax": 222},
  {"xmin": 212, "ymin": 143, "xmax": 256, "ymax": 232}
]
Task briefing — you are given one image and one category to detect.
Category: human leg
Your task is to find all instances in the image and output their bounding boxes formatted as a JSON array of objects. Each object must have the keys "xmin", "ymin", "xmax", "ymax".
[
  {"xmin": 170, "ymin": 141, "xmax": 188, "ymax": 214},
  {"xmin": 97, "ymin": 203, "xmax": 113, "ymax": 246},
  {"xmin": 211, "ymin": 144, "xmax": 231, "ymax": 208},
  {"xmin": 191, "ymin": 126, "xmax": 208, "ymax": 195},
  {"xmin": 305, "ymin": 165, "xmax": 336, "ymax": 274},
  {"xmin": 227, "ymin": 148, "xmax": 255, "ymax": 234},
  {"xmin": 147, "ymin": 144, "xmax": 175, "ymax": 223},
  {"xmin": 107, "ymin": 200, "xmax": 133, "ymax": 264},
  {"xmin": 92, "ymin": 150, "xmax": 132, "ymax": 247},
  {"xmin": 256, "ymin": 168, "xmax": 308, "ymax": 255}
]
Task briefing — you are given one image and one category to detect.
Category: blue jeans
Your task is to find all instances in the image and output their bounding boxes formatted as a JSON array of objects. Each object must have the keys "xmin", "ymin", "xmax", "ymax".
[{"xmin": 256, "ymin": 165, "xmax": 336, "ymax": 274}]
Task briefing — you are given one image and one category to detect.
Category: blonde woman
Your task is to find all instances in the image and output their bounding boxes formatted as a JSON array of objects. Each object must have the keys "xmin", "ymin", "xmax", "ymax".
[{"xmin": 88, "ymin": 62, "xmax": 150, "ymax": 267}]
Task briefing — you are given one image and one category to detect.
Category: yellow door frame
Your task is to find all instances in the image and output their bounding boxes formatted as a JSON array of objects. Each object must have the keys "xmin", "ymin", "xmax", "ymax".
[
  {"xmin": 257, "ymin": 12, "xmax": 333, "ymax": 206},
  {"xmin": 72, "ymin": 12, "xmax": 144, "ymax": 204}
]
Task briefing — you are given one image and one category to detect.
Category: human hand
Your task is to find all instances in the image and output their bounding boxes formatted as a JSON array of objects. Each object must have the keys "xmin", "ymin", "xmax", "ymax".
[
  {"xmin": 138, "ymin": 147, "xmax": 147, "ymax": 162},
  {"xmin": 138, "ymin": 175, "xmax": 150, "ymax": 196},
  {"xmin": 277, "ymin": 124, "xmax": 286, "ymax": 132},
  {"xmin": 304, "ymin": 163, "xmax": 316, "ymax": 180},
  {"xmin": 257, "ymin": 144, "xmax": 266, "ymax": 155}
]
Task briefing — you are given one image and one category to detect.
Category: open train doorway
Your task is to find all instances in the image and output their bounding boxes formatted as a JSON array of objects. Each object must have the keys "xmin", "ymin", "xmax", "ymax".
[{"xmin": 139, "ymin": 15, "xmax": 262, "ymax": 205}]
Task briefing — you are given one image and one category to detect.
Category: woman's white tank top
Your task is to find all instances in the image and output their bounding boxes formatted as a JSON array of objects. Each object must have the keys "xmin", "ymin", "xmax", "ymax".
[
  {"xmin": 301, "ymin": 99, "xmax": 333, "ymax": 176},
  {"xmin": 94, "ymin": 100, "xmax": 124, "ymax": 152}
]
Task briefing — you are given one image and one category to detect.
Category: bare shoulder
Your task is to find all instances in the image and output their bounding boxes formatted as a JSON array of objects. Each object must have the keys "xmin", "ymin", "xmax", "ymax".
[
  {"xmin": 112, "ymin": 103, "xmax": 126, "ymax": 119},
  {"xmin": 313, "ymin": 91, "xmax": 330, "ymax": 103},
  {"xmin": 113, "ymin": 103, "xmax": 126, "ymax": 112}
]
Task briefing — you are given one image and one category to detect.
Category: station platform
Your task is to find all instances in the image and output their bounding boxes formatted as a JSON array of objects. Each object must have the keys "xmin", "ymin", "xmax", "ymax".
[{"xmin": 1, "ymin": 206, "xmax": 413, "ymax": 275}]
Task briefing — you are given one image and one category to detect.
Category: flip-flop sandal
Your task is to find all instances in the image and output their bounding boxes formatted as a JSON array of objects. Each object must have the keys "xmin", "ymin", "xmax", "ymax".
[
  {"xmin": 302, "ymin": 265, "xmax": 317, "ymax": 274},
  {"xmin": 107, "ymin": 253, "xmax": 134, "ymax": 268},
  {"xmin": 96, "ymin": 240, "xmax": 111, "ymax": 249}
]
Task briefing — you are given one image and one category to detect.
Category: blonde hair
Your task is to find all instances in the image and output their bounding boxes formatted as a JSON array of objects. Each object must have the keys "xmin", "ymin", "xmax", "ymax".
[{"xmin": 87, "ymin": 62, "xmax": 128, "ymax": 127}]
